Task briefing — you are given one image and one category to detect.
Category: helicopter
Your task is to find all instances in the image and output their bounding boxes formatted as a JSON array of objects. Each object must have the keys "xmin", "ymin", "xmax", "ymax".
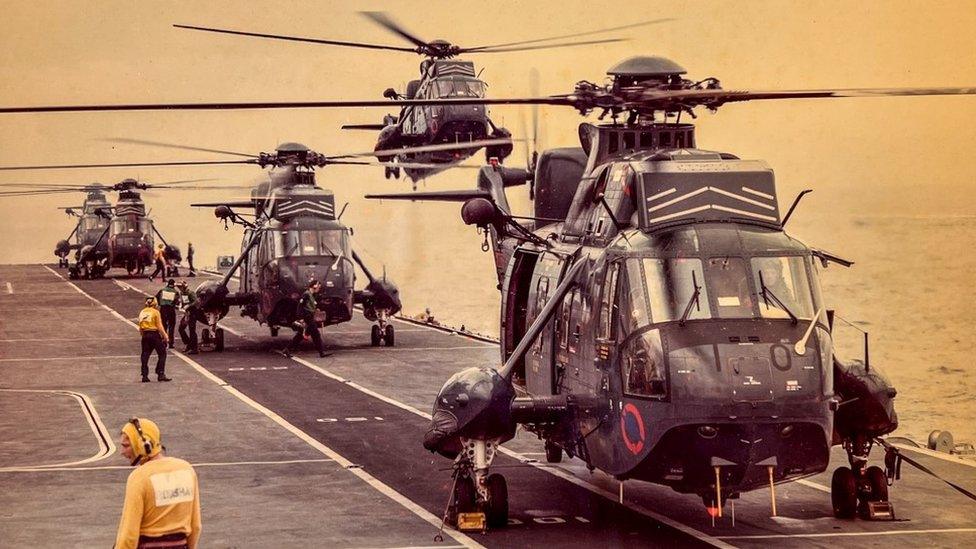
[
  {"xmin": 171, "ymin": 12, "xmax": 670, "ymax": 182},
  {"xmin": 0, "ymin": 179, "xmax": 199, "ymax": 279},
  {"xmin": 54, "ymin": 185, "xmax": 112, "ymax": 267},
  {"xmin": 0, "ymin": 137, "xmax": 509, "ymax": 351},
  {"xmin": 3, "ymin": 53, "xmax": 974, "ymax": 528},
  {"xmin": 358, "ymin": 56, "xmax": 976, "ymax": 529}
]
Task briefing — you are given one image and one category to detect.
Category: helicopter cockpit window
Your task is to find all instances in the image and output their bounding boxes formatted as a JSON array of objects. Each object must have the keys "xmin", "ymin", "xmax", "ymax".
[
  {"xmin": 622, "ymin": 329, "xmax": 666, "ymax": 398},
  {"xmin": 705, "ymin": 257, "xmax": 754, "ymax": 318},
  {"xmin": 139, "ymin": 219, "xmax": 151, "ymax": 235},
  {"xmin": 112, "ymin": 217, "xmax": 139, "ymax": 234},
  {"xmin": 643, "ymin": 258, "xmax": 711, "ymax": 323},
  {"xmin": 317, "ymin": 229, "xmax": 347, "ymax": 257},
  {"xmin": 619, "ymin": 259, "xmax": 651, "ymax": 336},
  {"xmin": 751, "ymin": 256, "xmax": 815, "ymax": 320},
  {"xmin": 435, "ymin": 79, "xmax": 485, "ymax": 98}
]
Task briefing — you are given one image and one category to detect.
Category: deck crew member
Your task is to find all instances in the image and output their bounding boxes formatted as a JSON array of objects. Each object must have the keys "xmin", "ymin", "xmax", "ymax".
[
  {"xmin": 149, "ymin": 244, "xmax": 166, "ymax": 281},
  {"xmin": 138, "ymin": 297, "xmax": 171, "ymax": 382},
  {"xmin": 116, "ymin": 418, "xmax": 201, "ymax": 549},
  {"xmin": 155, "ymin": 279, "xmax": 181, "ymax": 348},
  {"xmin": 288, "ymin": 279, "xmax": 328, "ymax": 357},
  {"xmin": 176, "ymin": 280, "xmax": 201, "ymax": 354},
  {"xmin": 186, "ymin": 242, "xmax": 196, "ymax": 277}
]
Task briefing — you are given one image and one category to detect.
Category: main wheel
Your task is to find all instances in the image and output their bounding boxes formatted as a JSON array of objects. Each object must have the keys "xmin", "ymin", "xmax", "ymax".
[
  {"xmin": 383, "ymin": 325, "xmax": 395, "ymax": 347},
  {"xmin": 270, "ymin": 326, "xmax": 279, "ymax": 337},
  {"xmin": 447, "ymin": 475, "xmax": 476, "ymax": 527},
  {"xmin": 485, "ymin": 474, "xmax": 509, "ymax": 529},
  {"xmin": 831, "ymin": 466, "xmax": 858, "ymax": 519},
  {"xmin": 201, "ymin": 329, "xmax": 213, "ymax": 345},
  {"xmin": 544, "ymin": 440, "xmax": 563, "ymax": 463},
  {"xmin": 370, "ymin": 325, "xmax": 381, "ymax": 346},
  {"xmin": 214, "ymin": 328, "xmax": 225, "ymax": 352}
]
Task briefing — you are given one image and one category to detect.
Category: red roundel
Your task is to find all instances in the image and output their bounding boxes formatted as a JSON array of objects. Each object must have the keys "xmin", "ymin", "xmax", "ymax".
[{"xmin": 620, "ymin": 402, "xmax": 646, "ymax": 455}]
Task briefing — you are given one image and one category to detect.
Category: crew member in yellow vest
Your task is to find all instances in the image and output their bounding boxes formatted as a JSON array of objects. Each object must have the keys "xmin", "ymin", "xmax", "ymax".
[
  {"xmin": 138, "ymin": 297, "xmax": 171, "ymax": 382},
  {"xmin": 116, "ymin": 418, "xmax": 201, "ymax": 549}
]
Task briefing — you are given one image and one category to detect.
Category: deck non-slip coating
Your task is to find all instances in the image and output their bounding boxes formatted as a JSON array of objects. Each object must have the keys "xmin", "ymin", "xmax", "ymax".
[{"xmin": 2, "ymin": 264, "xmax": 975, "ymax": 547}]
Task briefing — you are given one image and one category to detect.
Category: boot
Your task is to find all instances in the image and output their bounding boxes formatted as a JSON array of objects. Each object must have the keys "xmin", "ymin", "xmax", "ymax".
[
  {"xmin": 141, "ymin": 376, "xmax": 151, "ymax": 383},
  {"xmin": 157, "ymin": 374, "xmax": 172, "ymax": 382}
]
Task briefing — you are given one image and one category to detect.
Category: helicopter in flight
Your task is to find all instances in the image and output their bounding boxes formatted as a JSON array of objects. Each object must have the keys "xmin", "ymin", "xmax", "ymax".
[
  {"xmin": 0, "ymin": 136, "xmax": 508, "ymax": 350},
  {"xmin": 0, "ymin": 179, "xmax": 199, "ymax": 279},
  {"xmin": 361, "ymin": 56, "xmax": 976, "ymax": 528},
  {"xmin": 172, "ymin": 12, "xmax": 670, "ymax": 182}
]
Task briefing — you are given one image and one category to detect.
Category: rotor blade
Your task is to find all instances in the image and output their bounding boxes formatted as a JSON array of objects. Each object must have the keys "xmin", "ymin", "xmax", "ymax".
[
  {"xmin": 360, "ymin": 12, "xmax": 428, "ymax": 49},
  {"xmin": 332, "ymin": 137, "xmax": 517, "ymax": 160},
  {"xmin": 148, "ymin": 185, "xmax": 256, "ymax": 190},
  {"xmin": 173, "ymin": 24, "xmax": 417, "ymax": 53},
  {"xmin": 0, "ymin": 188, "xmax": 89, "ymax": 197},
  {"xmin": 0, "ymin": 160, "xmax": 255, "ymax": 171},
  {"xmin": 103, "ymin": 137, "xmax": 259, "ymax": 158},
  {"xmin": 365, "ymin": 190, "xmax": 491, "ymax": 202},
  {"xmin": 147, "ymin": 178, "xmax": 221, "ymax": 186},
  {"xmin": 0, "ymin": 96, "xmax": 571, "ymax": 114},
  {"xmin": 462, "ymin": 17, "xmax": 673, "ymax": 52},
  {"xmin": 635, "ymin": 86, "xmax": 976, "ymax": 108},
  {"xmin": 191, "ymin": 201, "xmax": 256, "ymax": 208},
  {"xmin": 341, "ymin": 124, "xmax": 388, "ymax": 130},
  {"xmin": 0, "ymin": 182, "xmax": 105, "ymax": 189},
  {"xmin": 369, "ymin": 161, "xmax": 482, "ymax": 170},
  {"xmin": 463, "ymin": 37, "xmax": 627, "ymax": 54}
]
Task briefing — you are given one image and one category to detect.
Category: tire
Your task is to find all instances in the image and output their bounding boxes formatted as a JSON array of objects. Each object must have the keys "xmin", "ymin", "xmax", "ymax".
[
  {"xmin": 544, "ymin": 440, "xmax": 563, "ymax": 463},
  {"xmin": 270, "ymin": 326, "xmax": 279, "ymax": 337},
  {"xmin": 448, "ymin": 475, "xmax": 476, "ymax": 527},
  {"xmin": 215, "ymin": 328, "xmax": 225, "ymax": 352},
  {"xmin": 485, "ymin": 474, "xmax": 509, "ymax": 529},
  {"xmin": 862, "ymin": 465, "xmax": 888, "ymax": 501},
  {"xmin": 201, "ymin": 329, "xmax": 212, "ymax": 345},
  {"xmin": 384, "ymin": 325, "xmax": 395, "ymax": 347},
  {"xmin": 928, "ymin": 430, "xmax": 942, "ymax": 450},
  {"xmin": 371, "ymin": 325, "xmax": 381, "ymax": 346},
  {"xmin": 831, "ymin": 466, "xmax": 858, "ymax": 519}
]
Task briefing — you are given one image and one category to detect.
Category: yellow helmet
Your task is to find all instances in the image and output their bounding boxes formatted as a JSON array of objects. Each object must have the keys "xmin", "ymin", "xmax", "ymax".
[{"xmin": 121, "ymin": 417, "xmax": 162, "ymax": 465}]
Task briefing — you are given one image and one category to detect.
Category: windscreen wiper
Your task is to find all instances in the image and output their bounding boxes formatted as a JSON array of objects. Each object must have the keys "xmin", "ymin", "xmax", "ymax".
[
  {"xmin": 678, "ymin": 270, "xmax": 702, "ymax": 327},
  {"xmin": 758, "ymin": 271, "xmax": 798, "ymax": 324}
]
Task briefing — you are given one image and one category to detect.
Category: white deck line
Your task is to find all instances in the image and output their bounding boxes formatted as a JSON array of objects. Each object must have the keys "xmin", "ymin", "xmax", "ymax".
[
  {"xmin": 718, "ymin": 527, "xmax": 976, "ymax": 540},
  {"xmin": 0, "ymin": 458, "xmax": 335, "ymax": 473},
  {"xmin": 285, "ymin": 357, "xmax": 733, "ymax": 549},
  {"xmin": 40, "ymin": 265, "xmax": 483, "ymax": 549},
  {"xmin": 0, "ymin": 388, "xmax": 115, "ymax": 471}
]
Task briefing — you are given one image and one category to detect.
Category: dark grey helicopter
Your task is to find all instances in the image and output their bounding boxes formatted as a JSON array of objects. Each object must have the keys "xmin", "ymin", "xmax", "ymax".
[
  {"xmin": 171, "ymin": 12, "xmax": 670, "ymax": 182},
  {"xmin": 0, "ymin": 179, "xmax": 205, "ymax": 278},
  {"xmin": 362, "ymin": 56, "xmax": 976, "ymax": 528}
]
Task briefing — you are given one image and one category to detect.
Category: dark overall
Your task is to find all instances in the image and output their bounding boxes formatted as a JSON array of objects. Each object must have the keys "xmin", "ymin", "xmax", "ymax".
[
  {"xmin": 140, "ymin": 331, "xmax": 167, "ymax": 378},
  {"xmin": 290, "ymin": 290, "xmax": 325, "ymax": 355}
]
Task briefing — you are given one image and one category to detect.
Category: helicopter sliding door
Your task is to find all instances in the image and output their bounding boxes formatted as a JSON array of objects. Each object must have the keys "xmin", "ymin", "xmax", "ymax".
[
  {"xmin": 524, "ymin": 251, "xmax": 568, "ymax": 395},
  {"xmin": 501, "ymin": 249, "xmax": 539, "ymax": 383}
]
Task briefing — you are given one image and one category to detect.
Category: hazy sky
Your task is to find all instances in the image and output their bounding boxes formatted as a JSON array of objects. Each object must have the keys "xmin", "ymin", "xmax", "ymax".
[{"xmin": 1, "ymin": 0, "xmax": 976, "ymax": 265}]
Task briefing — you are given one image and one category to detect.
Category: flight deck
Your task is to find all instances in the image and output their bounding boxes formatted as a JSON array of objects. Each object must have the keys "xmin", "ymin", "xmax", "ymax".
[{"xmin": 1, "ymin": 264, "xmax": 974, "ymax": 548}]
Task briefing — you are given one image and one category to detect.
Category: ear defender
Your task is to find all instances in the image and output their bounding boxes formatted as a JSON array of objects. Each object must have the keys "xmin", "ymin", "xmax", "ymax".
[{"xmin": 130, "ymin": 418, "xmax": 152, "ymax": 457}]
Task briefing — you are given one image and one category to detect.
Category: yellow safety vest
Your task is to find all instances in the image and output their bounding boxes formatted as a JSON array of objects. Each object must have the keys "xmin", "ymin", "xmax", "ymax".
[{"xmin": 138, "ymin": 308, "xmax": 161, "ymax": 332}]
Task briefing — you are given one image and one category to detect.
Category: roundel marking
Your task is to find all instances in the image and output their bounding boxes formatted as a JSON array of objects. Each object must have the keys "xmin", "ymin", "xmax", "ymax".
[{"xmin": 620, "ymin": 402, "xmax": 646, "ymax": 455}]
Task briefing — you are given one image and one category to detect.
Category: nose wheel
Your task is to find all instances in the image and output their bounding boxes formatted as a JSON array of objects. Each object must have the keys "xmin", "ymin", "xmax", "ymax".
[
  {"xmin": 442, "ymin": 439, "xmax": 508, "ymax": 531},
  {"xmin": 370, "ymin": 311, "xmax": 395, "ymax": 347},
  {"xmin": 832, "ymin": 437, "xmax": 895, "ymax": 519}
]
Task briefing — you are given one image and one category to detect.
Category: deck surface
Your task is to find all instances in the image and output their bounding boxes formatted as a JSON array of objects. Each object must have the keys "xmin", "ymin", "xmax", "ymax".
[{"xmin": 1, "ymin": 264, "xmax": 974, "ymax": 548}]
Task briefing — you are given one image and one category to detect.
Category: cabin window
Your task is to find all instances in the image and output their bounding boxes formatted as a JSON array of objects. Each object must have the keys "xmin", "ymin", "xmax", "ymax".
[
  {"xmin": 623, "ymin": 132, "xmax": 636, "ymax": 150},
  {"xmin": 619, "ymin": 259, "xmax": 651, "ymax": 336},
  {"xmin": 751, "ymin": 256, "xmax": 815, "ymax": 320},
  {"xmin": 599, "ymin": 262, "xmax": 617, "ymax": 337},
  {"xmin": 568, "ymin": 288, "xmax": 583, "ymax": 354},
  {"xmin": 622, "ymin": 329, "xmax": 666, "ymax": 398},
  {"xmin": 639, "ymin": 132, "xmax": 654, "ymax": 148},
  {"xmin": 705, "ymin": 257, "xmax": 754, "ymax": 318},
  {"xmin": 559, "ymin": 288, "xmax": 578, "ymax": 350},
  {"xmin": 534, "ymin": 277, "xmax": 550, "ymax": 354},
  {"xmin": 643, "ymin": 257, "xmax": 711, "ymax": 323}
]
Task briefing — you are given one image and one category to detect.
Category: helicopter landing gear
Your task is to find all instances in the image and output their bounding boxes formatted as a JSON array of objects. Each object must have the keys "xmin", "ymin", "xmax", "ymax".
[
  {"xmin": 544, "ymin": 439, "xmax": 563, "ymax": 463},
  {"xmin": 371, "ymin": 310, "xmax": 395, "ymax": 347},
  {"xmin": 126, "ymin": 260, "xmax": 139, "ymax": 277},
  {"xmin": 448, "ymin": 438, "xmax": 508, "ymax": 530},
  {"xmin": 831, "ymin": 436, "xmax": 895, "ymax": 519},
  {"xmin": 270, "ymin": 326, "xmax": 279, "ymax": 337},
  {"xmin": 384, "ymin": 165, "xmax": 401, "ymax": 180},
  {"xmin": 199, "ymin": 327, "xmax": 224, "ymax": 352},
  {"xmin": 58, "ymin": 257, "xmax": 69, "ymax": 268}
]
